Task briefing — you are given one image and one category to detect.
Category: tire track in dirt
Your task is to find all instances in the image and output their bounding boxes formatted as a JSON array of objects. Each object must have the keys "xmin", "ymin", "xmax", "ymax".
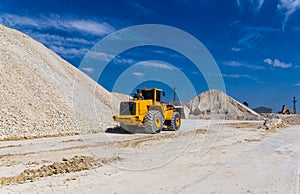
[
  {"xmin": 0, "ymin": 133, "xmax": 79, "ymax": 142},
  {"xmin": 0, "ymin": 144, "xmax": 22, "ymax": 149},
  {"xmin": 0, "ymin": 131, "xmax": 206, "ymax": 186},
  {"xmin": 0, "ymin": 156, "xmax": 122, "ymax": 186},
  {"xmin": 0, "ymin": 129, "xmax": 207, "ymax": 159}
]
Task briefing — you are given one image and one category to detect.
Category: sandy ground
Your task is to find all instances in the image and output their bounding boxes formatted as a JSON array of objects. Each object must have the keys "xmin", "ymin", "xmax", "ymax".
[{"xmin": 0, "ymin": 119, "xmax": 299, "ymax": 193}]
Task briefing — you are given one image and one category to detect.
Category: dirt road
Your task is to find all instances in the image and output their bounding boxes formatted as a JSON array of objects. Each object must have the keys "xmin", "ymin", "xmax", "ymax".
[{"xmin": 0, "ymin": 119, "xmax": 299, "ymax": 193}]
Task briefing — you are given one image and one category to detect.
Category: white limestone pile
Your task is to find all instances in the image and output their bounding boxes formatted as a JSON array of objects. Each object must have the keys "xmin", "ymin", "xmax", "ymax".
[
  {"xmin": 188, "ymin": 89, "xmax": 263, "ymax": 120},
  {"xmin": 0, "ymin": 24, "xmax": 119, "ymax": 139}
]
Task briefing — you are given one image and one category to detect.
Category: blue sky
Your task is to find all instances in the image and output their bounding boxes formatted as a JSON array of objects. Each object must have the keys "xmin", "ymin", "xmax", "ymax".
[{"xmin": 0, "ymin": 0, "xmax": 299, "ymax": 112}]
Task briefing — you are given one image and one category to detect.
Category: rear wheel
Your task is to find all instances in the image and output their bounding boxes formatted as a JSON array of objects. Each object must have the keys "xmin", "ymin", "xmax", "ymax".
[
  {"xmin": 170, "ymin": 112, "xmax": 181, "ymax": 131},
  {"xmin": 144, "ymin": 110, "xmax": 163, "ymax": 134}
]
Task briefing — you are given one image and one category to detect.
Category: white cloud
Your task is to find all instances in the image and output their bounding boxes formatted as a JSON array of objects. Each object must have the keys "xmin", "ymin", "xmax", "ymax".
[
  {"xmin": 30, "ymin": 33, "xmax": 92, "ymax": 48},
  {"xmin": 132, "ymin": 72, "xmax": 144, "ymax": 78},
  {"xmin": 88, "ymin": 51, "xmax": 114, "ymax": 60},
  {"xmin": 273, "ymin": 59, "xmax": 292, "ymax": 68},
  {"xmin": 128, "ymin": 0, "xmax": 152, "ymax": 16},
  {"xmin": 0, "ymin": 13, "xmax": 116, "ymax": 59},
  {"xmin": 235, "ymin": 0, "xmax": 266, "ymax": 12},
  {"xmin": 236, "ymin": 0, "xmax": 241, "ymax": 7},
  {"xmin": 225, "ymin": 61, "xmax": 264, "ymax": 69},
  {"xmin": 137, "ymin": 61, "xmax": 174, "ymax": 70},
  {"xmin": 277, "ymin": 0, "xmax": 300, "ymax": 31},
  {"xmin": 263, "ymin": 58, "xmax": 273, "ymax": 65},
  {"xmin": 294, "ymin": 83, "xmax": 300, "ymax": 86},
  {"xmin": 87, "ymin": 51, "xmax": 135, "ymax": 65},
  {"xmin": 238, "ymin": 31, "xmax": 264, "ymax": 49},
  {"xmin": 0, "ymin": 13, "xmax": 115, "ymax": 36},
  {"xmin": 0, "ymin": 14, "xmax": 38, "ymax": 28},
  {"xmin": 49, "ymin": 46, "xmax": 89, "ymax": 58},
  {"xmin": 79, "ymin": 67, "xmax": 94, "ymax": 73},
  {"xmin": 67, "ymin": 20, "xmax": 114, "ymax": 35},
  {"xmin": 235, "ymin": 25, "xmax": 279, "ymax": 49},
  {"xmin": 223, "ymin": 74, "xmax": 252, "ymax": 78},
  {"xmin": 116, "ymin": 58, "xmax": 135, "ymax": 65},
  {"xmin": 225, "ymin": 61, "xmax": 242, "ymax": 67},
  {"xmin": 264, "ymin": 58, "xmax": 292, "ymax": 68},
  {"xmin": 231, "ymin": 47, "xmax": 242, "ymax": 52},
  {"xmin": 258, "ymin": 0, "xmax": 265, "ymax": 10}
]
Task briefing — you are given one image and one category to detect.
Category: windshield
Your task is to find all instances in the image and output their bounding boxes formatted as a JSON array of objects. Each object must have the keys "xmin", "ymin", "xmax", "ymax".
[
  {"xmin": 141, "ymin": 89, "xmax": 161, "ymax": 101},
  {"xmin": 141, "ymin": 90, "xmax": 154, "ymax": 100}
]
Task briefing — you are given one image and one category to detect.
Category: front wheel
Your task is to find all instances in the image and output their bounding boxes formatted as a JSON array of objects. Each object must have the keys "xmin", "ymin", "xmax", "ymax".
[
  {"xmin": 169, "ymin": 112, "xmax": 181, "ymax": 131},
  {"xmin": 144, "ymin": 110, "xmax": 163, "ymax": 134}
]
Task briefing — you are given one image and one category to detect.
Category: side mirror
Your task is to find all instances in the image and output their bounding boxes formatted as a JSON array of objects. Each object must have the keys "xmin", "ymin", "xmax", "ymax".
[{"xmin": 162, "ymin": 92, "xmax": 165, "ymax": 97}]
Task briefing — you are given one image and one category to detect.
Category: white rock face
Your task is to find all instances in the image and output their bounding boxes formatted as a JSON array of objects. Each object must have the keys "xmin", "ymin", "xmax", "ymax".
[
  {"xmin": 0, "ymin": 24, "xmax": 118, "ymax": 139},
  {"xmin": 188, "ymin": 89, "xmax": 262, "ymax": 120}
]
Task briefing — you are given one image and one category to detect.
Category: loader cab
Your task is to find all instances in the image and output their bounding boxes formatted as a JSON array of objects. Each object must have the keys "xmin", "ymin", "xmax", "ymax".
[{"xmin": 138, "ymin": 88, "xmax": 165, "ymax": 103}]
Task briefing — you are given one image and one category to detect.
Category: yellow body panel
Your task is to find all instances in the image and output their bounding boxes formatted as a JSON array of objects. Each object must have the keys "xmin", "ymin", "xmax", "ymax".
[
  {"xmin": 113, "ymin": 115, "xmax": 142, "ymax": 125},
  {"xmin": 113, "ymin": 88, "xmax": 176, "ymax": 126},
  {"xmin": 165, "ymin": 109, "xmax": 174, "ymax": 120}
]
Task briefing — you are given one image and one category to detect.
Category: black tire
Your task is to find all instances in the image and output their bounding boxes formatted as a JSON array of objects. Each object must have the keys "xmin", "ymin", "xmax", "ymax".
[
  {"xmin": 144, "ymin": 110, "xmax": 163, "ymax": 134},
  {"xmin": 170, "ymin": 112, "xmax": 181, "ymax": 131}
]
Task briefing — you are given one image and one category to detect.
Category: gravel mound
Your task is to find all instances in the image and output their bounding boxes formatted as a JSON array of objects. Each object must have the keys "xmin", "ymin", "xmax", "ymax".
[
  {"xmin": 0, "ymin": 24, "xmax": 118, "ymax": 139},
  {"xmin": 282, "ymin": 115, "xmax": 300, "ymax": 125},
  {"xmin": 261, "ymin": 114, "xmax": 300, "ymax": 126},
  {"xmin": 188, "ymin": 89, "xmax": 263, "ymax": 120}
]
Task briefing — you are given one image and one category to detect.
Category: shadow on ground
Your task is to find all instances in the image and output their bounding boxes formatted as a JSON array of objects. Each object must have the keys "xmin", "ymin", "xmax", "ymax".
[
  {"xmin": 105, "ymin": 126, "xmax": 172, "ymax": 134},
  {"xmin": 105, "ymin": 126, "xmax": 132, "ymax": 134}
]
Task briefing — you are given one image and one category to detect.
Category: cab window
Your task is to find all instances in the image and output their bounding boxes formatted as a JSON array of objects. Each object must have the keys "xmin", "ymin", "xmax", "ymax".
[
  {"xmin": 156, "ymin": 91, "xmax": 161, "ymax": 102},
  {"xmin": 142, "ymin": 90, "xmax": 153, "ymax": 100}
]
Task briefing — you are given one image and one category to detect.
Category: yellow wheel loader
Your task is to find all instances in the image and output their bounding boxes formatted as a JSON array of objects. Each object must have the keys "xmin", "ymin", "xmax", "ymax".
[{"xmin": 113, "ymin": 88, "xmax": 181, "ymax": 133}]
